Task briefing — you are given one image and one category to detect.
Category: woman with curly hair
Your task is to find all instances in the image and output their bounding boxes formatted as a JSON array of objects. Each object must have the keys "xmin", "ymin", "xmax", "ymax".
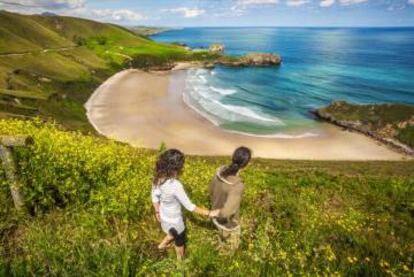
[{"xmin": 151, "ymin": 149, "xmax": 219, "ymax": 260}]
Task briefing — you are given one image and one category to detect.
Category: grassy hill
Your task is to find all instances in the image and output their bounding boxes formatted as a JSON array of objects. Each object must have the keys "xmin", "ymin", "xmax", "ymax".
[
  {"xmin": 0, "ymin": 119, "xmax": 413, "ymax": 276},
  {"xmin": 315, "ymin": 101, "xmax": 414, "ymax": 153},
  {"xmin": 0, "ymin": 11, "xmax": 198, "ymax": 131},
  {"xmin": 0, "ymin": 11, "xmax": 71, "ymax": 53},
  {"xmin": 129, "ymin": 26, "xmax": 170, "ymax": 37}
]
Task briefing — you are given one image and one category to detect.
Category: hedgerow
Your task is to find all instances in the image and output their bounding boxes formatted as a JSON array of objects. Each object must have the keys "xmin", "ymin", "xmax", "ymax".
[{"xmin": 0, "ymin": 118, "xmax": 413, "ymax": 276}]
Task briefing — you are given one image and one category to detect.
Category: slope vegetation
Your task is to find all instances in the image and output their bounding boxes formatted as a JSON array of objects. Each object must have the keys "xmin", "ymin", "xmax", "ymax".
[
  {"xmin": 0, "ymin": 119, "xmax": 413, "ymax": 276},
  {"xmin": 316, "ymin": 101, "xmax": 414, "ymax": 154}
]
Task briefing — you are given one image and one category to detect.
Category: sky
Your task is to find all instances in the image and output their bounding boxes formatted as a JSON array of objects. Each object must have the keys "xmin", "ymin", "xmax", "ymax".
[{"xmin": 0, "ymin": 0, "xmax": 413, "ymax": 27}]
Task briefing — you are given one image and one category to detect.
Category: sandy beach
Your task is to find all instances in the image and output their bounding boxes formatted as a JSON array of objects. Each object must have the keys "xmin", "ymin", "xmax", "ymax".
[{"xmin": 85, "ymin": 68, "xmax": 407, "ymax": 160}]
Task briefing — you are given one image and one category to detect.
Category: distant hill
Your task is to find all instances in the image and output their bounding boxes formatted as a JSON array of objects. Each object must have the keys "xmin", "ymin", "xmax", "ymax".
[
  {"xmin": 0, "ymin": 10, "xmax": 155, "ymax": 54},
  {"xmin": 40, "ymin": 12, "xmax": 58, "ymax": 17},
  {"xmin": 0, "ymin": 10, "xmax": 70, "ymax": 53},
  {"xmin": 128, "ymin": 26, "xmax": 169, "ymax": 36},
  {"xmin": 0, "ymin": 10, "xmax": 188, "ymax": 131}
]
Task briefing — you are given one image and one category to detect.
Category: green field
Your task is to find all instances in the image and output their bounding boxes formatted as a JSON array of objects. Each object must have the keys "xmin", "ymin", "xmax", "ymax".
[{"xmin": 0, "ymin": 119, "xmax": 413, "ymax": 276}]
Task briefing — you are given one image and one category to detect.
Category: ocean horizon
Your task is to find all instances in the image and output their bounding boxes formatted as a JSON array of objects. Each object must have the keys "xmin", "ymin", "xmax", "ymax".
[{"xmin": 152, "ymin": 27, "xmax": 414, "ymax": 137}]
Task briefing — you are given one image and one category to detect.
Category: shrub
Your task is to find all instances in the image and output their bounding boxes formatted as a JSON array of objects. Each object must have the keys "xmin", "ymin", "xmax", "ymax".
[
  {"xmin": 73, "ymin": 35, "xmax": 87, "ymax": 46},
  {"xmin": 0, "ymin": 119, "xmax": 413, "ymax": 276},
  {"xmin": 95, "ymin": 36, "xmax": 108, "ymax": 46}
]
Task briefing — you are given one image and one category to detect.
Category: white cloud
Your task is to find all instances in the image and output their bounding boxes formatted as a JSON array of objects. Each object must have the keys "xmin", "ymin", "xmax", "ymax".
[
  {"xmin": 319, "ymin": 0, "xmax": 369, "ymax": 8},
  {"xmin": 339, "ymin": 0, "xmax": 369, "ymax": 5},
  {"xmin": 237, "ymin": 0, "xmax": 279, "ymax": 8},
  {"xmin": 408, "ymin": 0, "xmax": 414, "ymax": 5},
  {"xmin": 286, "ymin": 0, "xmax": 310, "ymax": 6},
  {"xmin": 231, "ymin": 0, "xmax": 278, "ymax": 15},
  {"xmin": 0, "ymin": 0, "xmax": 85, "ymax": 10},
  {"xmin": 320, "ymin": 0, "xmax": 335, "ymax": 7},
  {"xmin": 89, "ymin": 9, "xmax": 146, "ymax": 21},
  {"xmin": 164, "ymin": 7, "xmax": 205, "ymax": 18},
  {"xmin": 0, "ymin": 1, "xmax": 147, "ymax": 23}
]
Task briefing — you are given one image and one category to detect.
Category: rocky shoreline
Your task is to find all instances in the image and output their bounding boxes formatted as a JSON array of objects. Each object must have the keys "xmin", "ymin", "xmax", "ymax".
[
  {"xmin": 143, "ymin": 52, "xmax": 282, "ymax": 71},
  {"xmin": 215, "ymin": 53, "xmax": 282, "ymax": 67},
  {"xmin": 313, "ymin": 101, "xmax": 414, "ymax": 156}
]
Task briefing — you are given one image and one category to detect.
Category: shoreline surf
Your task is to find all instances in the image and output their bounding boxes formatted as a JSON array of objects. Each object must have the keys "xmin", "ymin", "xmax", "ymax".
[{"xmin": 84, "ymin": 68, "xmax": 408, "ymax": 160}]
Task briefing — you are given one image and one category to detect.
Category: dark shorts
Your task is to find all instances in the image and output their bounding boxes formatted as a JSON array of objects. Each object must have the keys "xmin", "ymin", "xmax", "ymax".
[{"xmin": 169, "ymin": 228, "xmax": 186, "ymax": 247}]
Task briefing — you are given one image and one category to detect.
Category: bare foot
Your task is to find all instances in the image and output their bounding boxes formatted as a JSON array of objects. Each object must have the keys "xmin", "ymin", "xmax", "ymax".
[
  {"xmin": 157, "ymin": 240, "xmax": 172, "ymax": 250},
  {"xmin": 158, "ymin": 234, "xmax": 174, "ymax": 250}
]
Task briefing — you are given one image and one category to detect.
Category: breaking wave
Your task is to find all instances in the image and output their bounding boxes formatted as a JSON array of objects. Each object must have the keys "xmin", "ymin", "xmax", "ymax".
[{"xmin": 184, "ymin": 68, "xmax": 283, "ymax": 126}]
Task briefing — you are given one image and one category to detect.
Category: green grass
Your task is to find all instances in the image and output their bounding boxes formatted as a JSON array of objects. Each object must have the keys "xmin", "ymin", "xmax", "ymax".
[
  {"xmin": 0, "ymin": 11, "xmax": 71, "ymax": 54},
  {"xmin": 0, "ymin": 89, "xmax": 47, "ymax": 100},
  {"xmin": 321, "ymin": 101, "xmax": 414, "ymax": 124},
  {"xmin": 318, "ymin": 101, "xmax": 414, "ymax": 149},
  {"xmin": 0, "ymin": 119, "xmax": 413, "ymax": 276}
]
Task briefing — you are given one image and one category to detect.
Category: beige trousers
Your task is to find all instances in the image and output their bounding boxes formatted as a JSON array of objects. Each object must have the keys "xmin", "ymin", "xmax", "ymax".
[{"xmin": 214, "ymin": 221, "xmax": 241, "ymax": 254}]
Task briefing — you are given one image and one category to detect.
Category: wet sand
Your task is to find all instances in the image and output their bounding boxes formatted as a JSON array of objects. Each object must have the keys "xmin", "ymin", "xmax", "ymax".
[{"xmin": 85, "ymin": 68, "xmax": 407, "ymax": 160}]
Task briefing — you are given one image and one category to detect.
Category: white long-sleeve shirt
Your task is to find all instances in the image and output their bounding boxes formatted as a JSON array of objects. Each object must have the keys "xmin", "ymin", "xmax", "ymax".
[{"xmin": 151, "ymin": 178, "xmax": 196, "ymax": 234}]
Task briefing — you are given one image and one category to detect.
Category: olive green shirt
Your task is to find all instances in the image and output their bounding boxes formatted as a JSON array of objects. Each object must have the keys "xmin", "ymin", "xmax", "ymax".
[{"xmin": 209, "ymin": 167, "xmax": 244, "ymax": 229}]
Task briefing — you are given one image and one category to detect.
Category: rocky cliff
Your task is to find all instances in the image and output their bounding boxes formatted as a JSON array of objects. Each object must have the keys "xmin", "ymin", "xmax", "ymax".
[
  {"xmin": 217, "ymin": 53, "xmax": 282, "ymax": 67},
  {"xmin": 314, "ymin": 101, "xmax": 414, "ymax": 155}
]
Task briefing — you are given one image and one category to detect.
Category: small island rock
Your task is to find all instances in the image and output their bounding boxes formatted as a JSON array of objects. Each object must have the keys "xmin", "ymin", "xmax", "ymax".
[{"xmin": 209, "ymin": 43, "xmax": 225, "ymax": 54}]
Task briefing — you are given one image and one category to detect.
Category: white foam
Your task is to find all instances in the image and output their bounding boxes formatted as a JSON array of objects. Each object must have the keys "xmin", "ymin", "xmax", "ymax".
[
  {"xmin": 198, "ymin": 75, "xmax": 207, "ymax": 83},
  {"xmin": 212, "ymin": 100, "xmax": 284, "ymax": 125},
  {"xmin": 184, "ymin": 67, "xmax": 289, "ymax": 134},
  {"xmin": 182, "ymin": 93, "xmax": 318, "ymax": 140},
  {"xmin": 210, "ymin": 86, "xmax": 237, "ymax": 95},
  {"xmin": 225, "ymin": 130, "xmax": 319, "ymax": 139},
  {"xmin": 182, "ymin": 93, "xmax": 221, "ymax": 126}
]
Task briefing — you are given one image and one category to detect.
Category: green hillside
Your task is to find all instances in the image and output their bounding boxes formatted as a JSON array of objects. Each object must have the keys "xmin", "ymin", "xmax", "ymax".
[
  {"xmin": 0, "ymin": 11, "xmax": 70, "ymax": 53},
  {"xmin": 0, "ymin": 11, "xmax": 194, "ymax": 131},
  {"xmin": 316, "ymin": 101, "xmax": 414, "ymax": 152},
  {"xmin": 0, "ymin": 119, "xmax": 413, "ymax": 276},
  {"xmin": 129, "ymin": 26, "xmax": 169, "ymax": 36}
]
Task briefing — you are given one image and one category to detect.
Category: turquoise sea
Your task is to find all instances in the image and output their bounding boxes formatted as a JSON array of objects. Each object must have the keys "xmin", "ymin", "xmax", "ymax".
[{"xmin": 152, "ymin": 28, "xmax": 414, "ymax": 137}]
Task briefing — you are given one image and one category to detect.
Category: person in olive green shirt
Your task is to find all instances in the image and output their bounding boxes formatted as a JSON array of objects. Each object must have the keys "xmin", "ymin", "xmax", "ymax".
[{"xmin": 209, "ymin": 146, "xmax": 252, "ymax": 252}]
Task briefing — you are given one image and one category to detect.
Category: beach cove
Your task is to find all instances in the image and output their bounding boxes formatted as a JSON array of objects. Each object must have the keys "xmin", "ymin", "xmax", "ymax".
[{"xmin": 85, "ymin": 68, "xmax": 406, "ymax": 160}]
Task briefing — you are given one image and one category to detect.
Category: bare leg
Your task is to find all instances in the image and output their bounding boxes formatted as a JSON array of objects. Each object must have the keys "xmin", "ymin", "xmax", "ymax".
[
  {"xmin": 158, "ymin": 234, "xmax": 174, "ymax": 250},
  {"xmin": 174, "ymin": 245, "xmax": 185, "ymax": 260}
]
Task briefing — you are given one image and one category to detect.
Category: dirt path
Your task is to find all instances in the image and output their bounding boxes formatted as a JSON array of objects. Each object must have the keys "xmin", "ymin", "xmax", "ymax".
[{"xmin": 0, "ymin": 46, "xmax": 79, "ymax": 57}]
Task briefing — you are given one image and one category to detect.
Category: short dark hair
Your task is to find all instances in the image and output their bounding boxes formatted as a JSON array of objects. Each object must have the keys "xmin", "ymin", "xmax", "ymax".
[{"xmin": 221, "ymin": 146, "xmax": 252, "ymax": 178}]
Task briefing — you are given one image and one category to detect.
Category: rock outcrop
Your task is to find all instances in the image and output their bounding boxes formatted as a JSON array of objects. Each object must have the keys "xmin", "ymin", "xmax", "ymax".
[
  {"xmin": 313, "ymin": 101, "xmax": 414, "ymax": 156},
  {"xmin": 209, "ymin": 43, "xmax": 225, "ymax": 54},
  {"xmin": 242, "ymin": 53, "xmax": 282, "ymax": 66},
  {"xmin": 217, "ymin": 53, "xmax": 282, "ymax": 67}
]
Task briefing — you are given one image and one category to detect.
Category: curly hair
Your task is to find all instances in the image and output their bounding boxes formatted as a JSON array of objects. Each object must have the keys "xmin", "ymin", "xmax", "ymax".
[
  {"xmin": 221, "ymin": 146, "xmax": 252, "ymax": 178},
  {"xmin": 153, "ymin": 149, "xmax": 185, "ymax": 186}
]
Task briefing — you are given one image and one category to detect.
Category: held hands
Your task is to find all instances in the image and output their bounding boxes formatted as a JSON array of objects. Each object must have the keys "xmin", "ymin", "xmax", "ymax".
[{"xmin": 208, "ymin": 209, "xmax": 220, "ymax": 218}]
